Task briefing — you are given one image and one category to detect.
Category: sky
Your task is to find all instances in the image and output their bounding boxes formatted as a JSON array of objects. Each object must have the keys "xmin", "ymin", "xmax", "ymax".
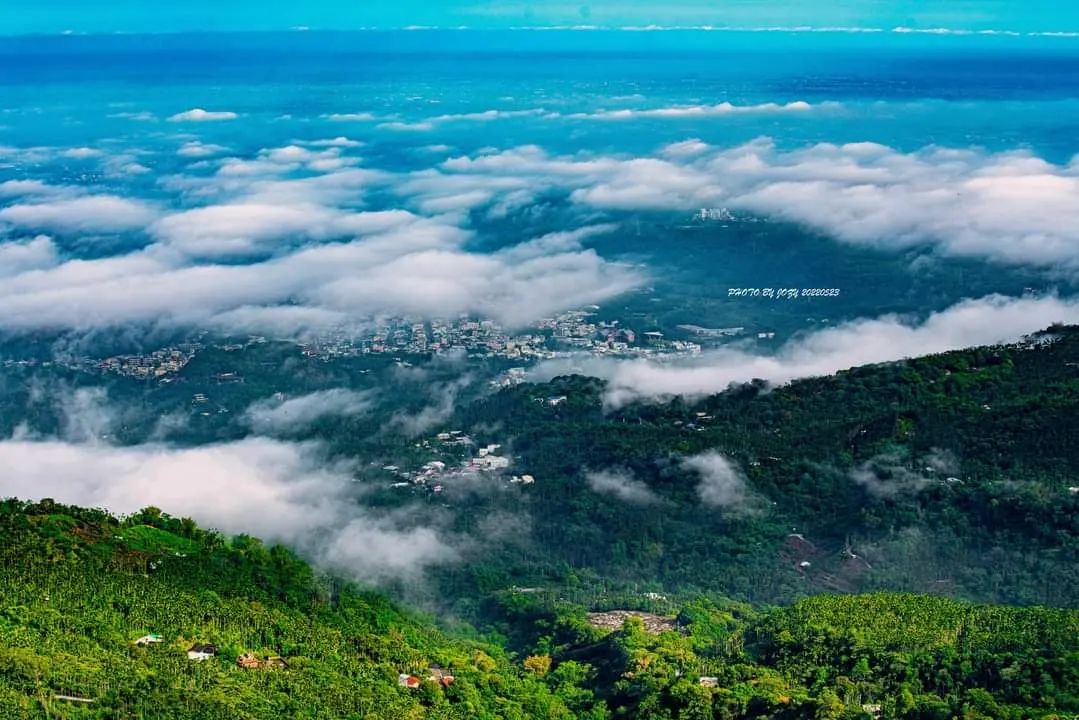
[{"xmin": 5, "ymin": 0, "xmax": 1079, "ymax": 35}]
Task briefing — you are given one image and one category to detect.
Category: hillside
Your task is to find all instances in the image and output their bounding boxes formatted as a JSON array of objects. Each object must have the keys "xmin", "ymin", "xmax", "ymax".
[
  {"xmin": 0, "ymin": 501, "xmax": 580, "ymax": 719},
  {"xmin": 2, "ymin": 502, "xmax": 1077, "ymax": 719},
  {"xmin": 496, "ymin": 589, "xmax": 1079, "ymax": 719},
  {"xmin": 2, "ymin": 329, "xmax": 1079, "ymax": 717},
  {"xmin": 435, "ymin": 325, "xmax": 1079, "ymax": 609}
]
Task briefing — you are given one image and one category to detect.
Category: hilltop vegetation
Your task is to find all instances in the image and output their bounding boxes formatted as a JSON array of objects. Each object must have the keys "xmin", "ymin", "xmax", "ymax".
[
  {"xmin": 495, "ymin": 589, "xmax": 1079, "ymax": 719},
  {"xmin": 0, "ymin": 501, "xmax": 579, "ymax": 719},
  {"xmin": 2, "ymin": 501, "xmax": 1077, "ymax": 719}
]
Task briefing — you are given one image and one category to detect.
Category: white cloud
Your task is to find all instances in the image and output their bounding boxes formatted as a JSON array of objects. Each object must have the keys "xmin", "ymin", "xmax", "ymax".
[
  {"xmin": 178, "ymin": 141, "xmax": 229, "ymax": 158},
  {"xmin": 109, "ymin": 111, "xmax": 157, "ymax": 122},
  {"xmin": 149, "ymin": 204, "xmax": 417, "ymax": 257},
  {"xmin": 423, "ymin": 139, "xmax": 1079, "ymax": 271},
  {"xmin": 205, "ymin": 305, "xmax": 351, "ymax": 336},
  {"xmin": 244, "ymin": 389, "xmax": 375, "ymax": 435},
  {"xmin": 57, "ymin": 386, "xmax": 115, "ymax": 443},
  {"xmin": 0, "ymin": 235, "xmax": 58, "ymax": 276},
  {"xmin": 162, "ymin": 163, "xmax": 381, "ymax": 206},
  {"xmin": 680, "ymin": 451, "xmax": 754, "ymax": 511},
  {"xmin": 257, "ymin": 144, "xmax": 352, "ymax": 166},
  {"xmin": 447, "ymin": 24, "xmax": 1068, "ymax": 37},
  {"xmin": 167, "ymin": 108, "xmax": 239, "ymax": 122},
  {"xmin": 496, "ymin": 224, "xmax": 619, "ymax": 262},
  {"xmin": 586, "ymin": 469, "xmax": 664, "ymax": 505},
  {"xmin": 388, "ymin": 376, "xmax": 473, "ymax": 437},
  {"xmin": 535, "ymin": 294, "xmax": 1079, "ymax": 407},
  {"xmin": 312, "ymin": 239, "xmax": 641, "ymax": 327},
  {"xmin": 562, "ymin": 100, "xmax": 826, "ymax": 120},
  {"xmin": 59, "ymin": 147, "xmax": 104, "ymax": 159},
  {"xmin": 108, "ymin": 161, "xmax": 151, "ymax": 176},
  {"xmin": 924, "ymin": 448, "xmax": 959, "ymax": 475},
  {"xmin": 377, "ymin": 109, "xmax": 553, "ymax": 133},
  {"xmin": 319, "ymin": 517, "xmax": 459, "ymax": 580},
  {"xmin": 436, "ymin": 109, "xmax": 549, "ymax": 123},
  {"xmin": 378, "ymin": 121, "xmax": 436, "ymax": 132},
  {"xmin": 0, "ymin": 180, "xmax": 57, "ymax": 198},
  {"xmin": 0, "ymin": 436, "xmax": 458, "ymax": 583},
  {"xmin": 0, "ymin": 216, "xmax": 639, "ymax": 332},
  {"xmin": 301, "ymin": 136, "xmax": 364, "ymax": 148},
  {"xmin": 0, "ymin": 195, "xmax": 158, "ymax": 233},
  {"xmin": 661, "ymin": 139, "xmax": 712, "ymax": 158},
  {"xmin": 324, "ymin": 112, "xmax": 378, "ymax": 122},
  {"xmin": 31, "ymin": 133, "xmax": 1079, "ymax": 340}
]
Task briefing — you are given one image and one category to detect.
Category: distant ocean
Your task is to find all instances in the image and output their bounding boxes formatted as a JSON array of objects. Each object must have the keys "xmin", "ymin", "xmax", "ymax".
[{"xmin": 3, "ymin": 30, "xmax": 1079, "ymax": 158}]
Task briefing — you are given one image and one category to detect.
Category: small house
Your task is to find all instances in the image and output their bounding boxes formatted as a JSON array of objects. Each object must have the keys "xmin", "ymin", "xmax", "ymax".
[
  {"xmin": 238, "ymin": 653, "xmax": 289, "ymax": 670},
  {"xmin": 133, "ymin": 634, "xmax": 163, "ymax": 646},
  {"xmin": 187, "ymin": 643, "xmax": 217, "ymax": 661},
  {"xmin": 237, "ymin": 653, "xmax": 260, "ymax": 669},
  {"xmin": 698, "ymin": 677, "xmax": 719, "ymax": 688},
  {"xmin": 398, "ymin": 673, "xmax": 421, "ymax": 689},
  {"xmin": 428, "ymin": 665, "xmax": 455, "ymax": 687}
]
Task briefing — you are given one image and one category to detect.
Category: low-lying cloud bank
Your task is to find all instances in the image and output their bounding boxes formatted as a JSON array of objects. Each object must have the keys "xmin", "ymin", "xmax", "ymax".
[
  {"xmin": 0, "ymin": 213, "xmax": 640, "ymax": 333},
  {"xmin": 3, "ymin": 133, "xmax": 1078, "ymax": 337},
  {"xmin": 562, "ymin": 100, "xmax": 827, "ymax": 120},
  {"xmin": 0, "ymin": 195, "xmax": 157, "ymax": 234},
  {"xmin": 0, "ymin": 137, "xmax": 643, "ymax": 334},
  {"xmin": 429, "ymin": 138, "xmax": 1079, "ymax": 272},
  {"xmin": 586, "ymin": 469, "xmax": 665, "ymax": 505},
  {"xmin": 376, "ymin": 100, "xmax": 829, "ymax": 130},
  {"xmin": 244, "ymin": 389, "xmax": 376, "ymax": 435},
  {"xmin": 536, "ymin": 294, "xmax": 1079, "ymax": 407},
  {"xmin": 0, "ymin": 436, "xmax": 459, "ymax": 583}
]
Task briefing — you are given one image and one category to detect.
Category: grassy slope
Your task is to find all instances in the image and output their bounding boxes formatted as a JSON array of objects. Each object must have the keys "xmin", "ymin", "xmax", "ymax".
[{"xmin": 0, "ymin": 502, "xmax": 573, "ymax": 720}]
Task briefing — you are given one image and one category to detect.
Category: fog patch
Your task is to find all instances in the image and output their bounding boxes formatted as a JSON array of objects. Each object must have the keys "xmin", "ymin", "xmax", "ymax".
[
  {"xmin": 389, "ymin": 375, "xmax": 474, "ymax": 437},
  {"xmin": 680, "ymin": 451, "xmax": 757, "ymax": 513},
  {"xmin": 58, "ymin": 387, "xmax": 115, "ymax": 443},
  {"xmin": 244, "ymin": 388, "xmax": 376, "ymax": 435},
  {"xmin": 586, "ymin": 469, "xmax": 665, "ymax": 506},
  {"xmin": 0, "ymin": 436, "xmax": 461, "ymax": 585},
  {"xmin": 533, "ymin": 294, "xmax": 1079, "ymax": 408},
  {"xmin": 850, "ymin": 447, "xmax": 959, "ymax": 499}
]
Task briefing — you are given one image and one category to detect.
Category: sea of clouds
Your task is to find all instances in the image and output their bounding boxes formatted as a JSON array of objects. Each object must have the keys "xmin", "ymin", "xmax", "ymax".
[{"xmin": 2, "ymin": 95, "xmax": 1078, "ymax": 583}]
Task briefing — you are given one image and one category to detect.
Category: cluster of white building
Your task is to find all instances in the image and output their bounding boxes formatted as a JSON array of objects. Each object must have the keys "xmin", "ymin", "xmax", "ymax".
[
  {"xmin": 387, "ymin": 433, "xmax": 535, "ymax": 494},
  {"xmin": 295, "ymin": 309, "xmax": 713, "ymax": 365}
]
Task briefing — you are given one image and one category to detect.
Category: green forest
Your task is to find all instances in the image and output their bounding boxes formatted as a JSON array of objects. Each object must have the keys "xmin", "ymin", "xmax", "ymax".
[
  {"xmin": 0, "ymin": 501, "xmax": 575, "ymax": 719},
  {"xmin": 435, "ymin": 325, "xmax": 1079, "ymax": 610},
  {"xmin": 2, "ymin": 500, "xmax": 1077, "ymax": 719}
]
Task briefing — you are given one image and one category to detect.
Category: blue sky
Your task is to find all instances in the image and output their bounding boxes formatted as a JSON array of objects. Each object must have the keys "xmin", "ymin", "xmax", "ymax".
[{"xmin": 5, "ymin": 0, "xmax": 1079, "ymax": 34}]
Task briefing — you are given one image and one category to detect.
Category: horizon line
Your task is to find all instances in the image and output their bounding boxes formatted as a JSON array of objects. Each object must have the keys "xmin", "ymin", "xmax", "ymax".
[{"xmin": 4, "ymin": 25, "xmax": 1079, "ymax": 40}]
